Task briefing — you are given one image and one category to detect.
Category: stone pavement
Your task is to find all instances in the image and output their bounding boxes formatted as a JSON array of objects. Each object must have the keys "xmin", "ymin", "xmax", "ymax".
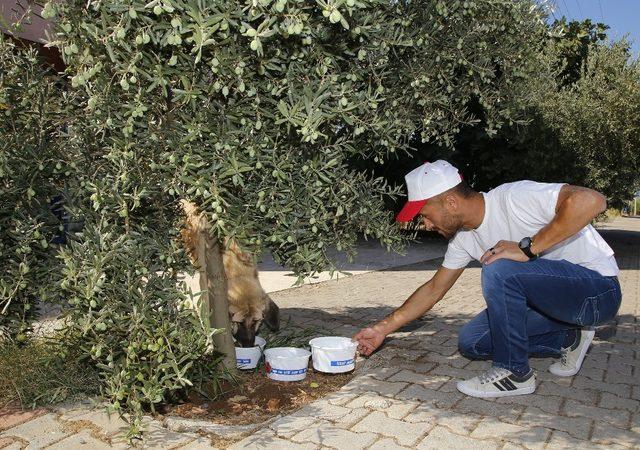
[{"xmin": 1, "ymin": 216, "xmax": 639, "ymax": 449}]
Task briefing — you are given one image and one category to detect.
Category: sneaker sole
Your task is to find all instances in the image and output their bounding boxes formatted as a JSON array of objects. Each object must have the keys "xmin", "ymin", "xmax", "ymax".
[
  {"xmin": 549, "ymin": 330, "xmax": 596, "ymax": 377},
  {"xmin": 456, "ymin": 381, "xmax": 536, "ymax": 398}
]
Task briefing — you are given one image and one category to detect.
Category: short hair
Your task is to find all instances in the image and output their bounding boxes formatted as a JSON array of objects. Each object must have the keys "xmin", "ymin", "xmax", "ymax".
[{"xmin": 437, "ymin": 180, "xmax": 475, "ymax": 201}]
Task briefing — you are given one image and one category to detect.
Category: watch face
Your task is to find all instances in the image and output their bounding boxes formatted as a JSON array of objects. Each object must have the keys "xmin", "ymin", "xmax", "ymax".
[{"xmin": 519, "ymin": 237, "xmax": 531, "ymax": 249}]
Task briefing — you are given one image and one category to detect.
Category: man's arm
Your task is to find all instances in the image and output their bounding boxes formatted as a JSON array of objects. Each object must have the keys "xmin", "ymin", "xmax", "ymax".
[
  {"xmin": 353, "ymin": 266, "xmax": 464, "ymax": 355},
  {"xmin": 480, "ymin": 184, "xmax": 607, "ymax": 264},
  {"xmin": 530, "ymin": 185, "xmax": 607, "ymax": 255}
]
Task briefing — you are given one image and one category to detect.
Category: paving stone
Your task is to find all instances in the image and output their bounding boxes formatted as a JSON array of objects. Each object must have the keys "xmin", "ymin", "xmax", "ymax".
[
  {"xmin": 325, "ymin": 391, "xmax": 359, "ymax": 406},
  {"xmin": 404, "ymin": 405, "xmax": 481, "ymax": 436},
  {"xmin": 162, "ymin": 416, "xmax": 262, "ymax": 439},
  {"xmin": 294, "ymin": 400, "xmax": 353, "ymax": 423},
  {"xmin": 291, "ymin": 421, "xmax": 378, "ymax": 449},
  {"xmin": 572, "ymin": 377, "xmax": 632, "ymax": 397},
  {"xmin": 63, "ymin": 409, "xmax": 129, "ymax": 437},
  {"xmin": 494, "ymin": 390, "xmax": 562, "ymax": 415},
  {"xmin": 330, "ymin": 408, "xmax": 371, "ymax": 429},
  {"xmin": 351, "ymin": 412, "xmax": 427, "ymax": 447},
  {"xmin": 416, "ymin": 426, "xmax": 500, "ymax": 450},
  {"xmin": 591, "ymin": 422, "xmax": 640, "ymax": 447},
  {"xmin": 454, "ymin": 397, "xmax": 524, "ymax": 425},
  {"xmin": 269, "ymin": 415, "xmax": 319, "ymax": 438},
  {"xmin": 518, "ymin": 406, "xmax": 591, "ymax": 440},
  {"xmin": 387, "ymin": 370, "xmax": 448, "ymax": 390},
  {"xmin": 53, "ymin": 400, "xmax": 97, "ymax": 420},
  {"xmin": 563, "ymin": 399, "xmax": 630, "ymax": 428},
  {"xmin": 544, "ymin": 431, "xmax": 625, "ymax": 450},
  {"xmin": 381, "ymin": 358, "xmax": 438, "ymax": 374},
  {"xmin": 134, "ymin": 423, "xmax": 196, "ymax": 449},
  {"xmin": 45, "ymin": 429, "xmax": 115, "ymax": 449},
  {"xmin": 0, "ymin": 437, "xmax": 25, "ymax": 450},
  {"xmin": 436, "ymin": 379, "xmax": 462, "ymax": 393},
  {"xmin": 0, "ymin": 413, "xmax": 70, "ymax": 449},
  {"xmin": 367, "ymin": 438, "xmax": 410, "ymax": 449},
  {"xmin": 535, "ymin": 381, "xmax": 598, "ymax": 404},
  {"xmin": 177, "ymin": 437, "xmax": 220, "ymax": 449},
  {"xmin": 394, "ymin": 384, "xmax": 462, "ymax": 408},
  {"xmin": 343, "ymin": 378, "xmax": 408, "ymax": 397},
  {"xmin": 419, "ymin": 353, "xmax": 469, "ymax": 369},
  {"xmin": 344, "ymin": 393, "xmax": 418, "ymax": 420},
  {"xmin": 229, "ymin": 428, "xmax": 317, "ymax": 450},
  {"xmin": 463, "ymin": 360, "xmax": 493, "ymax": 371},
  {"xmin": 362, "ymin": 366, "xmax": 403, "ymax": 381},
  {"xmin": 429, "ymin": 365, "xmax": 478, "ymax": 380},
  {"xmin": 0, "ymin": 442, "xmax": 23, "ymax": 450},
  {"xmin": 0, "ymin": 407, "xmax": 47, "ymax": 432},
  {"xmin": 469, "ymin": 418, "xmax": 550, "ymax": 450}
]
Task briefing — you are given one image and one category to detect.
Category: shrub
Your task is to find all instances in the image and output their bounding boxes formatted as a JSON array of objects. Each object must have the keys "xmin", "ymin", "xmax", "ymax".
[
  {"xmin": 0, "ymin": 35, "xmax": 67, "ymax": 340},
  {"xmin": 4, "ymin": 0, "xmax": 548, "ymax": 437}
]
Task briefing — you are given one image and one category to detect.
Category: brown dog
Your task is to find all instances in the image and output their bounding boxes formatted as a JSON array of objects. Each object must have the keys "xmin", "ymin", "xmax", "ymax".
[{"xmin": 181, "ymin": 201, "xmax": 279, "ymax": 347}]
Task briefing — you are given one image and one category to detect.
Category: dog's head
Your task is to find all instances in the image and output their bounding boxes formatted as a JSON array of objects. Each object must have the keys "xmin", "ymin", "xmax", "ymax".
[{"xmin": 229, "ymin": 295, "xmax": 279, "ymax": 347}]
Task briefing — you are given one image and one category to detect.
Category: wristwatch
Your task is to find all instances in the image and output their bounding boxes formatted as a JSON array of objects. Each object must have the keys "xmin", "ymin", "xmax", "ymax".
[{"xmin": 518, "ymin": 236, "xmax": 538, "ymax": 260}]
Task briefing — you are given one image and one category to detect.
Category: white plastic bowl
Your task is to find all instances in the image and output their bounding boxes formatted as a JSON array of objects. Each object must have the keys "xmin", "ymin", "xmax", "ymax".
[
  {"xmin": 264, "ymin": 347, "xmax": 311, "ymax": 381},
  {"xmin": 235, "ymin": 336, "xmax": 267, "ymax": 370},
  {"xmin": 309, "ymin": 336, "xmax": 357, "ymax": 373}
]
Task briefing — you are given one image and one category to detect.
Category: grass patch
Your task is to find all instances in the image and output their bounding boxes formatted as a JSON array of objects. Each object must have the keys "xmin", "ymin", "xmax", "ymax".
[{"xmin": 0, "ymin": 337, "xmax": 100, "ymax": 409}]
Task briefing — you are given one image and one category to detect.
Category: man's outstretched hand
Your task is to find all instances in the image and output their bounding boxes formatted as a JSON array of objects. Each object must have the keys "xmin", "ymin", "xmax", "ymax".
[{"xmin": 353, "ymin": 327, "xmax": 385, "ymax": 356}]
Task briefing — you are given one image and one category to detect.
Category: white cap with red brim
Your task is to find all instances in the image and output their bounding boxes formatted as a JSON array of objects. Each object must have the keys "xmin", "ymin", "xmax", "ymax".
[{"xmin": 396, "ymin": 160, "xmax": 463, "ymax": 222}]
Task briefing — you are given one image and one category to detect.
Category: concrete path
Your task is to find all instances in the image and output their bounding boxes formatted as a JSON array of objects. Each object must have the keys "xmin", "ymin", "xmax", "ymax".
[
  {"xmin": 2, "ymin": 217, "xmax": 639, "ymax": 449},
  {"xmin": 181, "ymin": 235, "xmax": 448, "ymax": 295}
]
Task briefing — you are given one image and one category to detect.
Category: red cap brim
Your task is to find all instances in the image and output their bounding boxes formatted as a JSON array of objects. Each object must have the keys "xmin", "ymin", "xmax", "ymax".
[{"xmin": 396, "ymin": 199, "xmax": 427, "ymax": 222}]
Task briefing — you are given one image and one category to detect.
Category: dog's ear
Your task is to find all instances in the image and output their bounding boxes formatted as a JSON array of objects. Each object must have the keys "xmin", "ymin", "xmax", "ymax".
[{"xmin": 263, "ymin": 296, "xmax": 280, "ymax": 331}]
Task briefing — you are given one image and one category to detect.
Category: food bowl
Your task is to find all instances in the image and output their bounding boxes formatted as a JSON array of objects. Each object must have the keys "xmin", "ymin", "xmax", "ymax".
[
  {"xmin": 235, "ymin": 336, "xmax": 267, "ymax": 370},
  {"xmin": 263, "ymin": 347, "xmax": 311, "ymax": 381},
  {"xmin": 309, "ymin": 336, "xmax": 357, "ymax": 373}
]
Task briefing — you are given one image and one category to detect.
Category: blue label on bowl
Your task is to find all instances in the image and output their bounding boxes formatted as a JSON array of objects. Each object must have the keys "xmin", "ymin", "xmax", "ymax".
[
  {"xmin": 237, "ymin": 358, "xmax": 251, "ymax": 364},
  {"xmin": 271, "ymin": 368, "xmax": 307, "ymax": 375},
  {"xmin": 331, "ymin": 359, "xmax": 354, "ymax": 367}
]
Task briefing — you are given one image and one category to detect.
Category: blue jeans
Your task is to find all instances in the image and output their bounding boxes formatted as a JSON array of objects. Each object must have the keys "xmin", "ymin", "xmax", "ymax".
[{"xmin": 458, "ymin": 258, "xmax": 622, "ymax": 375}]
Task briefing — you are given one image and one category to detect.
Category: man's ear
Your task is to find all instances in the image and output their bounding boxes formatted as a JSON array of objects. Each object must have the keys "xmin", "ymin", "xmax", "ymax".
[
  {"xmin": 443, "ymin": 193, "xmax": 458, "ymax": 212},
  {"xmin": 263, "ymin": 296, "xmax": 280, "ymax": 331}
]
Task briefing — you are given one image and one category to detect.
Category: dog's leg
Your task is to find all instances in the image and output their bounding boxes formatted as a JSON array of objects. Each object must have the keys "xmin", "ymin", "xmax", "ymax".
[{"xmin": 263, "ymin": 295, "xmax": 280, "ymax": 331}]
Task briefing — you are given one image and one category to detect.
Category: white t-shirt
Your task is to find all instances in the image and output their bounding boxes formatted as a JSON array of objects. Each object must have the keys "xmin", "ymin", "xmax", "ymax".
[{"xmin": 442, "ymin": 181, "xmax": 619, "ymax": 277}]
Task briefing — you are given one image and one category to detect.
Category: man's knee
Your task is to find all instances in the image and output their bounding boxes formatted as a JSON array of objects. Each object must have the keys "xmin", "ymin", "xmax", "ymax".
[{"xmin": 481, "ymin": 259, "xmax": 522, "ymax": 295}]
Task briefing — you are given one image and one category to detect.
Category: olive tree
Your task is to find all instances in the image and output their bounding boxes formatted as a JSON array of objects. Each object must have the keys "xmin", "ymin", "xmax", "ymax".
[
  {"xmin": 3, "ymin": 0, "xmax": 548, "ymax": 433},
  {"xmin": 0, "ymin": 35, "xmax": 67, "ymax": 341}
]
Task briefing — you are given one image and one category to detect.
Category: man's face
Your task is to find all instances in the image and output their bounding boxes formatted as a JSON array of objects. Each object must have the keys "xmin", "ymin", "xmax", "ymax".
[{"xmin": 417, "ymin": 196, "xmax": 462, "ymax": 240}]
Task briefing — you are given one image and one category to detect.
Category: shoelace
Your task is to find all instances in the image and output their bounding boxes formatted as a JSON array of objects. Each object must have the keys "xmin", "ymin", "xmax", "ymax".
[
  {"xmin": 478, "ymin": 367, "xmax": 510, "ymax": 384},
  {"xmin": 560, "ymin": 349, "xmax": 568, "ymax": 364}
]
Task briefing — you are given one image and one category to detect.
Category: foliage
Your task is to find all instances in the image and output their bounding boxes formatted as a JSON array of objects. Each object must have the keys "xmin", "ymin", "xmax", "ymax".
[
  {"xmin": 45, "ymin": 0, "xmax": 546, "ymax": 276},
  {"xmin": 56, "ymin": 220, "xmax": 230, "ymax": 436},
  {"xmin": 5, "ymin": 0, "xmax": 550, "ymax": 437},
  {"xmin": 396, "ymin": 20, "xmax": 640, "ymax": 208},
  {"xmin": 538, "ymin": 42, "xmax": 640, "ymax": 206},
  {"xmin": 550, "ymin": 18, "xmax": 609, "ymax": 86},
  {"xmin": 0, "ymin": 36, "xmax": 68, "ymax": 340},
  {"xmin": 0, "ymin": 337, "xmax": 100, "ymax": 409},
  {"xmin": 462, "ymin": 38, "xmax": 640, "ymax": 205}
]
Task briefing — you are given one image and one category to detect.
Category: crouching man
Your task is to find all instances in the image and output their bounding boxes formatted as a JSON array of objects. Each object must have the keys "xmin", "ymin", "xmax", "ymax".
[{"xmin": 354, "ymin": 160, "xmax": 621, "ymax": 398}]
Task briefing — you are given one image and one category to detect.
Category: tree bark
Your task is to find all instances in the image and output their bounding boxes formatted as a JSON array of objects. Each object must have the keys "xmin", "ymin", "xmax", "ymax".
[{"xmin": 186, "ymin": 202, "xmax": 236, "ymax": 374}]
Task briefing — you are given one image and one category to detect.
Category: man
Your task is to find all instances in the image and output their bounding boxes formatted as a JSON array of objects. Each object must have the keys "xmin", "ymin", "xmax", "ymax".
[{"xmin": 354, "ymin": 160, "xmax": 622, "ymax": 398}]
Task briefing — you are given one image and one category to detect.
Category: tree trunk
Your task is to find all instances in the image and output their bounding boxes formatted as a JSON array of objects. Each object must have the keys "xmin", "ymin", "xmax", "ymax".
[{"xmin": 186, "ymin": 202, "xmax": 236, "ymax": 374}]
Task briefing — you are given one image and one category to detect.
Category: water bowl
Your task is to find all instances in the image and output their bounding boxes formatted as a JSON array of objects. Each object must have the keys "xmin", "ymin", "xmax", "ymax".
[
  {"xmin": 309, "ymin": 336, "xmax": 357, "ymax": 373},
  {"xmin": 263, "ymin": 347, "xmax": 311, "ymax": 382},
  {"xmin": 235, "ymin": 336, "xmax": 267, "ymax": 370}
]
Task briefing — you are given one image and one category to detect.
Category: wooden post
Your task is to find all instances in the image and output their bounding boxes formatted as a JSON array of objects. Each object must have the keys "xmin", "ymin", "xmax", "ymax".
[{"xmin": 184, "ymin": 201, "xmax": 237, "ymax": 374}]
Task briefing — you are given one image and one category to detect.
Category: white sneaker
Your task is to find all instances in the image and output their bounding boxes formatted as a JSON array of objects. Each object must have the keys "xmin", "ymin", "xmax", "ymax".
[
  {"xmin": 456, "ymin": 367, "xmax": 536, "ymax": 398},
  {"xmin": 549, "ymin": 328, "xmax": 595, "ymax": 377}
]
